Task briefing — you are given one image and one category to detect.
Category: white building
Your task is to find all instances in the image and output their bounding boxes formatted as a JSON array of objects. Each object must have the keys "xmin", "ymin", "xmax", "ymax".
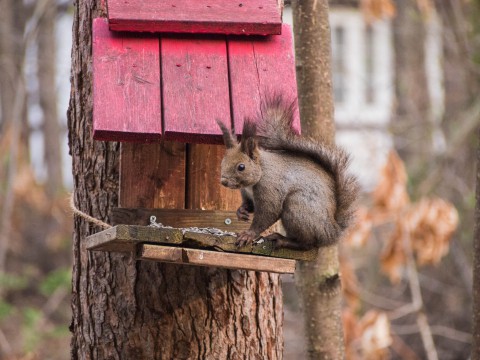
[{"xmin": 284, "ymin": 3, "xmax": 442, "ymax": 189}]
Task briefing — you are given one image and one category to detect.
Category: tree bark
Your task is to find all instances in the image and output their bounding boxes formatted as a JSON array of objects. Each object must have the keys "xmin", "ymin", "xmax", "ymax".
[
  {"xmin": 473, "ymin": 142, "xmax": 480, "ymax": 357},
  {"xmin": 68, "ymin": 2, "xmax": 282, "ymax": 359},
  {"xmin": 38, "ymin": 0, "xmax": 63, "ymax": 197},
  {"xmin": 292, "ymin": 0, "xmax": 335, "ymax": 146},
  {"xmin": 292, "ymin": 1, "xmax": 345, "ymax": 359},
  {"xmin": 468, "ymin": 1, "xmax": 480, "ymax": 358}
]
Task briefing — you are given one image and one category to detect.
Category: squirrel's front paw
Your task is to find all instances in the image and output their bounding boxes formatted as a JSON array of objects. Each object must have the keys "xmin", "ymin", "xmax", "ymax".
[
  {"xmin": 236, "ymin": 206, "xmax": 250, "ymax": 222},
  {"xmin": 236, "ymin": 230, "xmax": 257, "ymax": 247}
]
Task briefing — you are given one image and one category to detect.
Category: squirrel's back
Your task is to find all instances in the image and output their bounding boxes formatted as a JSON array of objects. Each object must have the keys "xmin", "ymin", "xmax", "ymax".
[{"xmin": 255, "ymin": 94, "xmax": 359, "ymax": 232}]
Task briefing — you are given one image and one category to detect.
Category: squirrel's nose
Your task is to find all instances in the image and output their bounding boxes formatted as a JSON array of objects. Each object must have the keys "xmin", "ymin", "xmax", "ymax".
[{"xmin": 221, "ymin": 178, "xmax": 228, "ymax": 187}]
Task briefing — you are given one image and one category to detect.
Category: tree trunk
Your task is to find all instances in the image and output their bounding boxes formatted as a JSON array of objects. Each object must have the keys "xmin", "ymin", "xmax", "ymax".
[
  {"xmin": 292, "ymin": 0, "xmax": 335, "ymax": 147},
  {"xmin": 473, "ymin": 132, "xmax": 480, "ymax": 359},
  {"xmin": 38, "ymin": 0, "xmax": 63, "ymax": 197},
  {"xmin": 391, "ymin": 0, "xmax": 432, "ymax": 183},
  {"xmin": 292, "ymin": 1, "xmax": 345, "ymax": 359},
  {"xmin": 13, "ymin": 0, "xmax": 30, "ymax": 145},
  {"xmin": 68, "ymin": 2, "xmax": 282, "ymax": 359},
  {"xmin": 0, "ymin": 0, "xmax": 30, "ymax": 274},
  {"xmin": 468, "ymin": 1, "xmax": 480, "ymax": 358},
  {"xmin": 0, "ymin": 0, "xmax": 16, "ymax": 129}
]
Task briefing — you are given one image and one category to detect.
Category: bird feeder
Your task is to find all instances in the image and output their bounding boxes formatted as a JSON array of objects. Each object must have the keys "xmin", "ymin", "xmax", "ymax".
[{"xmin": 86, "ymin": 0, "xmax": 317, "ymax": 273}]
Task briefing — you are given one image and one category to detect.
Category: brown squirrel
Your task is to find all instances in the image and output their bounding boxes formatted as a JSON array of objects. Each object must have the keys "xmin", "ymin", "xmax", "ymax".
[{"xmin": 217, "ymin": 95, "xmax": 359, "ymax": 250}]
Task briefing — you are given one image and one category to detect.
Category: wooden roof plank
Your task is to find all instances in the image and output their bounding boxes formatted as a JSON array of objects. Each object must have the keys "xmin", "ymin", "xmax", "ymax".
[
  {"xmin": 107, "ymin": 0, "xmax": 282, "ymax": 36},
  {"xmin": 93, "ymin": 18, "xmax": 162, "ymax": 142},
  {"xmin": 92, "ymin": 22, "xmax": 300, "ymax": 144},
  {"xmin": 228, "ymin": 24, "xmax": 300, "ymax": 135},
  {"xmin": 161, "ymin": 37, "xmax": 231, "ymax": 143}
]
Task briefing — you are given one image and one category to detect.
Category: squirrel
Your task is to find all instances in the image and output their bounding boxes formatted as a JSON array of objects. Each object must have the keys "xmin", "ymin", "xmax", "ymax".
[{"xmin": 217, "ymin": 95, "xmax": 359, "ymax": 250}]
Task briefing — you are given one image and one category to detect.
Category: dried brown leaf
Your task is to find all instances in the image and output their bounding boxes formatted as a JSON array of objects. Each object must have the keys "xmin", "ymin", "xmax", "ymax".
[
  {"xmin": 344, "ymin": 207, "xmax": 373, "ymax": 248},
  {"xmin": 416, "ymin": 0, "xmax": 434, "ymax": 18},
  {"xmin": 380, "ymin": 197, "xmax": 458, "ymax": 282},
  {"xmin": 344, "ymin": 310, "xmax": 392, "ymax": 360},
  {"xmin": 361, "ymin": 0, "xmax": 396, "ymax": 21},
  {"xmin": 343, "ymin": 309, "xmax": 361, "ymax": 360},
  {"xmin": 381, "ymin": 220, "xmax": 407, "ymax": 283},
  {"xmin": 373, "ymin": 151, "xmax": 410, "ymax": 214},
  {"xmin": 358, "ymin": 310, "xmax": 392, "ymax": 359},
  {"xmin": 13, "ymin": 165, "xmax": 49, "ymax": 212},
  {"xmin": 407, "ymin": 198, "xmax": 458, "ymax": 265}
]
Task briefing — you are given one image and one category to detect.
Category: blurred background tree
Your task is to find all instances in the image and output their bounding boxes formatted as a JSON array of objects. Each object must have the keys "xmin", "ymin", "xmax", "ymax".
[{"xmin": 0, "ymin": 0, "xmax": 72, "ymax": 358}]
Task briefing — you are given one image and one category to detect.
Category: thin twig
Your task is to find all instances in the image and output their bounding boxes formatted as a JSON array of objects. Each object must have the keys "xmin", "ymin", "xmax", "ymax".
[
  {"xmin": 403, "ymin": 231, "xmax": 439, "ymax": 360},
  {"xmin": 430, "ymin": 325, "xmax": 471, "ymax": 344},
  {"xmin": 389, "ymin": 303, "xmax": 418, "ymax": 321},
  {"xmin": 418, "ymin": 97, "xmax": 480, "ymax": 195},
  {"xmin": 0, "ymin": 327, "xmax": 12, "ymax": 357},
  {"xmin": 416, "ymin": 312, "xmax": 439, "ymax": 360},
  {"xmin": 449, "ymin": 239, "xmax": 473, "ymax": 295},
  {"xmin": 392, "ymin": 323, "xmax": 471, "ymax": 344},
  {"xmin": 358, "ymin": 287, "xmax": 405, "ymax": 310},
  {"xmin": 390, "ymin": 333, "xmax": 421, "ymax": 360},
  {"xmin": 36, "ymin": 286, "xmax": 68, "ymax": 330}
]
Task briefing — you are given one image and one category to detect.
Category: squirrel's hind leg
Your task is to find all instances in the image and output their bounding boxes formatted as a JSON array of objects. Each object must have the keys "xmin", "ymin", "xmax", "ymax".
[{"xmin": 263, "ymin": 233, "xmax": 314, "ymax": 250}]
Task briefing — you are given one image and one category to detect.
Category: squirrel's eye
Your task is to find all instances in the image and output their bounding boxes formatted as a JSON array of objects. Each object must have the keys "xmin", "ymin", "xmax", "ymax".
[{"xmin": 237, "ymin": 163, "xmax": 245, "ymax": 171}]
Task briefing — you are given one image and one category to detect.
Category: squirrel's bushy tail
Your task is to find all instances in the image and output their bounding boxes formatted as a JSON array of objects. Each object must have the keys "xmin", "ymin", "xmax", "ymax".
[{"xmin": 256, "ymin": 94, "xmax": 359, "ymax": 231}]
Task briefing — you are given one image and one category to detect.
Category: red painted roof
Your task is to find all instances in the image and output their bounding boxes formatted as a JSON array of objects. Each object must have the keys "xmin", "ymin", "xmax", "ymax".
[
  {"xmin": 107, "ymin": 0, "xmax": 282, "ymax": 36},
  {"xmin": 93, "ymin": 18, "xmax": 299, "ymax": 143}
]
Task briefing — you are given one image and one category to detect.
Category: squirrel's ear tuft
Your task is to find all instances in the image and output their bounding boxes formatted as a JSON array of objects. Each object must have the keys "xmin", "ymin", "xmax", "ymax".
[
  {"xmin": 242, "ymin": 119, "xmax": 257, "ymax": 139},
  {"xmin": 241, "ymin": 120, "xmax": 258, "ymax": 159},
  {"xmin": 216, "ymin": 119, "xmax": 236, "ymax": 149},
  {"xmin": 242, "ymin": 137, "xmax": 258, "ymax": 160}
]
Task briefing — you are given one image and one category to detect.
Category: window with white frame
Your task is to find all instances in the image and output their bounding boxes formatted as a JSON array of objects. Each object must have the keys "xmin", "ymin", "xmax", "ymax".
[{"xmin": 329, "ymin": 9, "xmax": 393, "ymax": 126}]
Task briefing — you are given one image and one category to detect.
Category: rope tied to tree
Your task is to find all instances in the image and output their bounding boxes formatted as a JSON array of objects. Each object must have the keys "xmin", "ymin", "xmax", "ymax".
[
  {"xmin": 69, "ymin": 194, "xmax": 238, "ymax": 237},
  {"xmin": 69, "ymin": 193, "xmax": 112, "ymax": 229}
]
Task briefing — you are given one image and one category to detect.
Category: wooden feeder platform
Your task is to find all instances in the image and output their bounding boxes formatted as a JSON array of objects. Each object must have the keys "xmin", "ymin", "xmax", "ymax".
[{"xmin": 86, "ymin": 209, "xmax": 318, "ymax": 274}]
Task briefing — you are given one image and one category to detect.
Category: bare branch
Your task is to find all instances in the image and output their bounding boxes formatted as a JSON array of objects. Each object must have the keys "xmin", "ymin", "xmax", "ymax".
[
  {"xmin": 0, "ymin": 327, "xmax": 12, "ymax": 358},
  {"xmin": 418, "ymin": 97, "xmax": 480, "ymax": 194},
  {"xmin": 393, "ymin": 323, "xmax": 471, "ymax": 343},
  {"xmin": 403, "ymin": 231, "xmax": 439, "ymax": 360}
]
